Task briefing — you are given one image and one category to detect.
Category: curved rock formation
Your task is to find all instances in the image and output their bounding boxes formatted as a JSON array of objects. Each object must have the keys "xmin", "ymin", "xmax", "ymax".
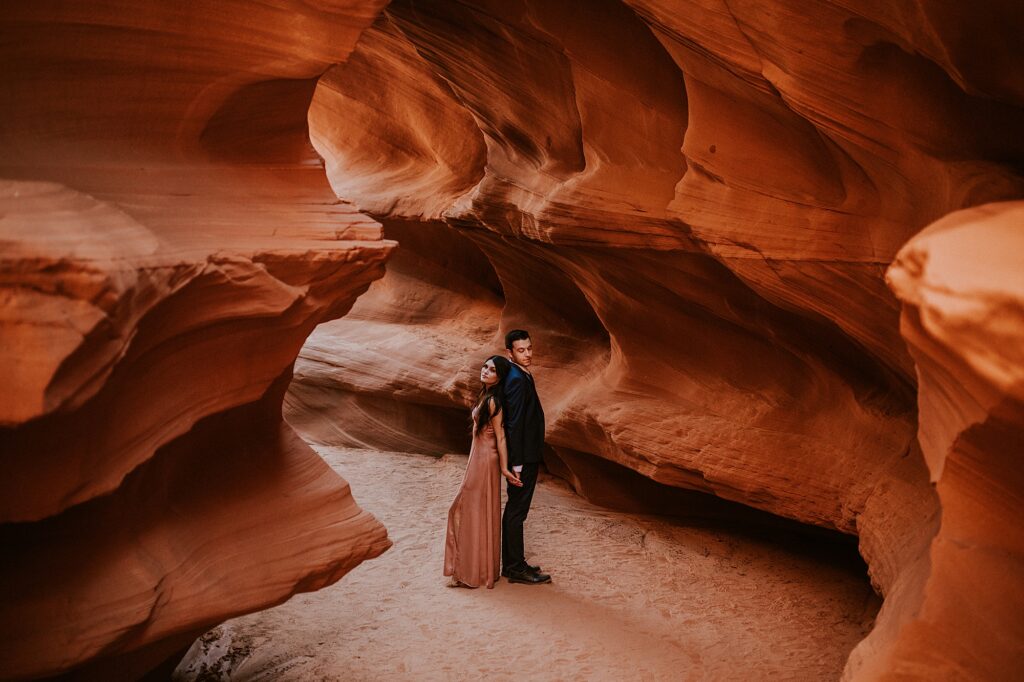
[
  {"xmin": 0, "ymin": 2, "xmax": 392, "ymax": 678},
  {"xmin": 3, "ymin": 0, "xmax": 1022, "ymax": 679},
  {"xmin": 290, "ymin": 1, "xmax": 1024, "ymax": 679},
  {"xmin": 881, "ymin": 201, "xmax": 1024, "ymax": 678}
]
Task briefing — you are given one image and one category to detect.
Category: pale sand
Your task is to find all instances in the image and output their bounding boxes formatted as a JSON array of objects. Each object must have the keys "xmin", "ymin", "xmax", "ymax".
[{"xmin": 175, "ymin": 446, "xmax": 879, "ymax": 681}]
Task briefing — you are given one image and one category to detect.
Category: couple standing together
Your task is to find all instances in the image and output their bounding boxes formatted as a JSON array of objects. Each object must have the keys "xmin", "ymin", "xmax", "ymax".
[{"xmin": 443, "ymin": 329, "xmax": 551, "ymax": 588}]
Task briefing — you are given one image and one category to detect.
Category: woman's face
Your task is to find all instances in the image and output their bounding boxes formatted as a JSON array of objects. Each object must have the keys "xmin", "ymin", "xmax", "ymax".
[{"xmin": 480, "ymin": 359, "xmax": 499, "ymax": 387}]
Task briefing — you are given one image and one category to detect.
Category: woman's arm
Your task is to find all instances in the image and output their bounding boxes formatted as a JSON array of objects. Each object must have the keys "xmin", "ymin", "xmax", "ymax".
[{"xmin": 490, "ymin": 399, "xmax": 522, "ymax": 487}]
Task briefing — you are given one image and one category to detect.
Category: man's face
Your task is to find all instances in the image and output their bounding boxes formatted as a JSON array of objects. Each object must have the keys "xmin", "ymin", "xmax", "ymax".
[{"xmin": 508, "ymin": 338, "xmax": 533, "ymax": 367}]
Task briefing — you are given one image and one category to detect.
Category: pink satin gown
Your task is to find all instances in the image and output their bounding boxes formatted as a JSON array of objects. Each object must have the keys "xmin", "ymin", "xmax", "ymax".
[{"xmin": 444, "ymin": 407, "xmax": 502, "ymax": 588}]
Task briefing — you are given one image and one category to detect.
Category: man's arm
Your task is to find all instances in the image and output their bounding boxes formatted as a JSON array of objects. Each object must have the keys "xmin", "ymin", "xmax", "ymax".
[{"xmin": 503, "ymin": 373, "xmax": 526, "ymax": 463}]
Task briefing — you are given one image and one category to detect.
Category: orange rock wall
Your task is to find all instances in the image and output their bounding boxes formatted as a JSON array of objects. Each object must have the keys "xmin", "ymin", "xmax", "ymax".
[
  {"xmin": 2, "ymin": 0, "xmax": 1022, "ymax": 679},
  {"xmin": 0, "ymin": 2, "xmax": 392, "ymax": 678},
  {"xmin": 882, "ymin": 203, "xmax": 1024, "ymax": 678},
  {"xmin": 292, "ymin": 1, "xmax": 1024, "ymax": 679}
]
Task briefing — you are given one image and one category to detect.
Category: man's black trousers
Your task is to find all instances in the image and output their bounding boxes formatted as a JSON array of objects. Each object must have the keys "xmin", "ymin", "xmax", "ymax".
[{"xmin": 501, "ymin": 462, "xmax": 539, "ymax": 571}]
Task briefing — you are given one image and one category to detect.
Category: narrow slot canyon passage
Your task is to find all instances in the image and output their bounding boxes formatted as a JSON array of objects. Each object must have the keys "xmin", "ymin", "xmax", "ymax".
[
  {"xmin": 175, "ymin": 443, "xmax": 879, "ymax": 681},
  {"xmin": 2, "ymin": 2, "xmax": 1022, "ymax": 680}
]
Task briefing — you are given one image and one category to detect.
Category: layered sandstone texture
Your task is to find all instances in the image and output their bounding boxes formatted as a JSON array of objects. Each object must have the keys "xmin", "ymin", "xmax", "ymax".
[
  {"xmin": 2, "ymin": 0, "xmax": 1022, "ymax": 680},
  {"xmin": 881, "ymin": 202, "xmax": 1024, "ymax": 679},
  {"xmin": 0, "ymin": 3, "xmax": 393, "ymax": 679},
  {"xmin": 289, "ymin": 1, "xmax": 1024, "ymax": 680}
]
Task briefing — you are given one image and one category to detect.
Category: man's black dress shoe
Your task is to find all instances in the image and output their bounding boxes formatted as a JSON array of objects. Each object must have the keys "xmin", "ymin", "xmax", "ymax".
[
  {"xmin": 505, "ymin": 567, "xmax": 551, "ymax": 584},
  {"xmin": 501, "ymin": 563, "xmax": 541, "ymax": 578}
]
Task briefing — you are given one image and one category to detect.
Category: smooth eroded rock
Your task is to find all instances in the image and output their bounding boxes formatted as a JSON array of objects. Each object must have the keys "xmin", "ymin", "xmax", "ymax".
[{"xmin": 0, "ymin": 1, "xmax": 393, "ymax": 677}]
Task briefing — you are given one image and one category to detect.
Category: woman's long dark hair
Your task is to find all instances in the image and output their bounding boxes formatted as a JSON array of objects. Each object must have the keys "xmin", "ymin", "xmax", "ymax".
[{"xmin": 474, "ymin": 355, "xmax": 511, "ymax": 434}]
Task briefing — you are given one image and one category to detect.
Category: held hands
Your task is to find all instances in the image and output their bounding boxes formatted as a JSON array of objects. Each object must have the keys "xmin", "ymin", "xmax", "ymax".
[{"xmin": 502, "ymin": 469, "xmax": 523, "ymax": 487}]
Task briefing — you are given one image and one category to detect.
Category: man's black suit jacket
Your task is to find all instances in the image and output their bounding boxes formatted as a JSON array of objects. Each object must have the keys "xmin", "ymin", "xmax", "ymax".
[{"xmin": 503, "ymin": 363, "xmax": 545, "ymax": 467}]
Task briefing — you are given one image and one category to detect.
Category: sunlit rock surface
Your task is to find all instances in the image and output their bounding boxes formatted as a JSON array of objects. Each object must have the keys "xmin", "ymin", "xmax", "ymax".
[
  {"xmin": 290, "ymin": 1, "xmax": 1024, "ymax": 680},
  {"xmin": 2, "ymin": 0, "xmax": 1022, "ymax": 679},
  {"xmin": 881, "ymin": 202, "xmax": 1024, "ymax": 679},
  {"xmin": 0, "ymin": 2, "xmax": 391, "ymax": 679}
]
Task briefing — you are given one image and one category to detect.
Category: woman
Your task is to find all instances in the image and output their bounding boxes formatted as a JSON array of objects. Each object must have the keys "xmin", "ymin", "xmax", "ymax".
[{"xmin": 444, "ymin": 355, "xmax": 523, "ymax": 588}]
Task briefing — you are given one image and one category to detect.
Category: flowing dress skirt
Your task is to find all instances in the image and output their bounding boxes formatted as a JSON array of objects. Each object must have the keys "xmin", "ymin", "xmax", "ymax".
[{"xmin": 444, "ymin": 424, "xmax": 501, "ymax": 588}]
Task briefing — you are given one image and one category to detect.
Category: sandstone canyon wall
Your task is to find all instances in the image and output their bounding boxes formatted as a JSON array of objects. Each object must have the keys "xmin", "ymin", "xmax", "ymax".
[
  {"xmin": 289, "ymin": 0, "xmax": 1024, "ymax": 679},
  {"xmin": 2, "ymin": 0, "xmax": 1022, "ymax": 680},
  {"xmin": 0, "ymin": 3, "xmax": 393, "ymax": 679},
  {"xmin": 882, "ymin": 203, "xmax": 1024, "ymax": 680}
]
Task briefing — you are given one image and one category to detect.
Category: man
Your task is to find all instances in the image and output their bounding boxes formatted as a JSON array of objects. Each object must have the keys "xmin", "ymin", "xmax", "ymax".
[{"xmin": 501, "ymin": 329, "xmax": 551, "ymax": 585}]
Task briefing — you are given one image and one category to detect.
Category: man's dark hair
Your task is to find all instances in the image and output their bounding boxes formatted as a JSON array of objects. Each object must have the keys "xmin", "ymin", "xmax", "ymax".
[{"xmin": 505, "ymin": 329, "xmax": 531, "ymax": 350}]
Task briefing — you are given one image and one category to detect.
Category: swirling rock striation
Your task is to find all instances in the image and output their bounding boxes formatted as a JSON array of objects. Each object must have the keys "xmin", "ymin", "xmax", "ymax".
[
  {"xmin": 291, "ymin": 1, "xmax": 1024, "ymax": 679},
  {"xmin": 881, "ymin": 202, "xmax": 1024, "ymax": 679},
  {"xmin": 0, "ymin": 2, "xmax": 392, "ymax": 679},
  {"xmin": 2, "ymin": 0, "xmax": 1022, "ymax": 678}
]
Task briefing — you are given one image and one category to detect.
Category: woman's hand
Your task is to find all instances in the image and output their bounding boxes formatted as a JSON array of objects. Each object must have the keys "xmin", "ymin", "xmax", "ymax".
[{"xmin": 502, "ymin": 469, "xmax": 523, "ymax": 487}]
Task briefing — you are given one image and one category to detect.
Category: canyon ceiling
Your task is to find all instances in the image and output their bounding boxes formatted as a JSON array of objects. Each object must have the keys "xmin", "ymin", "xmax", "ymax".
[{"xmin": 1, "ymin": 1, "xmax": 1022, "ymax": 680}]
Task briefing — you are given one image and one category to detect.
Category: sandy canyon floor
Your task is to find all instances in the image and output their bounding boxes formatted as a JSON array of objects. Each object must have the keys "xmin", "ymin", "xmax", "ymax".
[{"xmin": 174, "ymin": 446, "xmax": 880, "ymax": 681}]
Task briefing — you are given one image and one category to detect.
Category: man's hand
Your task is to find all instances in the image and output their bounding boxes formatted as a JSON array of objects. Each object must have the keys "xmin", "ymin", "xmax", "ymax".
[{"xmin": 502, "ymin": 469, "xmax": 523, "ymax": 487}]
